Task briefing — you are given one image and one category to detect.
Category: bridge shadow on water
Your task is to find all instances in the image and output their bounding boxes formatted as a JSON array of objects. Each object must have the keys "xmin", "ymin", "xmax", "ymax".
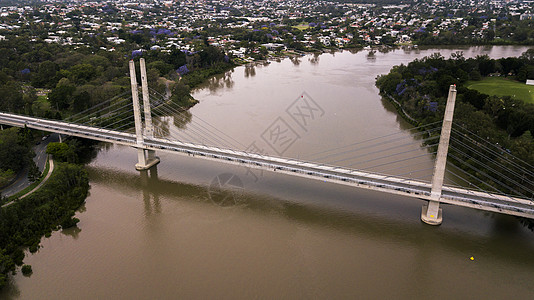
[{"xmin": 85, "ymin": 165, "xmax": 534, "ymax": 268}]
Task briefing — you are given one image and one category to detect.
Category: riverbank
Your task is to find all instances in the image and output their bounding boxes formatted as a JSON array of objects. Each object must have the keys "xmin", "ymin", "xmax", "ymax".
[
  {"xmin": 375, "ymin": 49, "xmax": 534, "ymax": 202},
  {"xmin": 3, "ymin": 45, "xmax": 534, "ymax": 299},
  {"xmin": 0, "ymin": 162, "xmax": 89, "ymax": 290},
  {"xmin": 1, "ymin": 157, "xmax": 54, "ymax": 208}
]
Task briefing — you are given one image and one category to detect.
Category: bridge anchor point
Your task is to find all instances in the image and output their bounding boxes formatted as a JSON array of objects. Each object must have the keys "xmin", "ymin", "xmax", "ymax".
[
  {"xmin": 421, "ymin": 202, "xmax": 443, "ymax": 225},
  {"xmin": 135, "ymin": 156, "xmax": 160, "ymax": 171}
]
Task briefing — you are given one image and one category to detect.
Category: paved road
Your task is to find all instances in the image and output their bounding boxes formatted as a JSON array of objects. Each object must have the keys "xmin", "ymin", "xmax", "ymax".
[{"xmin": 1, "ymin": 133, "xmax": 59, "ymax": 197}]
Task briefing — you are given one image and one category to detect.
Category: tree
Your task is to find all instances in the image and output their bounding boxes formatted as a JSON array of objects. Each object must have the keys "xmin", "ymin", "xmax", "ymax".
[
  {"xmin": 0, "ymin": 128, "xmax": 31, "ymax": 173},
  {"xmin": 69, "ymin": 64, "xmax": 96, "ymax": 85},
  {"xmin": 72, "ymin": 91, "xmax": 91, "ymax": 112},
  {"xmin": 376, "ymin": 71, "xmax": 402, "ymax": 95},
  {"xmin": 148, "ymin": 60, "xmax": 174, "ymax": 77},
  {"xmin": 520, "ymin": 49, "xmax": 534, "ymax": 62},
  {"xmin": 167, "ymin": 48, "xmax": 187, "ymax": 69},
  {"xmin": 0, "ymin": 249, "xmax": 15, "ymax": 288},
  {"xmin": 48, "ymin": 81, "xmax": 75, "ymax": 110},
  {"xmin": 0, "ymin": 81, "xmax": 23, "ymax": 112},
  {"xmin": 27, "ymin": 161, "xmax": 41, "ymax": 182},
  {"xmin": 170, "ymin": 81, "xmax": 195, "ymax": 107},
  {"xmin": 469, "ymin": 70, "xmax": 482, "ymax": 80},
  {"xmin": 21, "ymin": 264, "xmax": 32, "ymax": 276},
  {"xmin": 46, "ymin": 142, "xmax": 77, "ymax": 163},
  {"xmin": 31, "ymin": 61, "xmax": 57, "ymax": 88}
]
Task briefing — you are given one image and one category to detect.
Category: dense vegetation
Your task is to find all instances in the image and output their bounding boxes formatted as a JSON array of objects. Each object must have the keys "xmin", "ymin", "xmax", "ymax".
[
  {"xmin": 0, "ymin": 22, "xmax": 233, "ymax": 290},
  {"xmin": 376, "ymin": 49, "xmax": 534, "ymax": 199},
  {"xmin": 0, "ymin": 127, "xmax": 38, "ymax": 189},
  {"xmin": 0, "ymin": 33, "xmax": 232, "ymax": 123},
  {"xmin": 413, "ymin": 19, "xmax": 534, "ymax": 46},
  {"xmin": 0, "ymin": 162, "xmax": 89, "ymax": 289}
]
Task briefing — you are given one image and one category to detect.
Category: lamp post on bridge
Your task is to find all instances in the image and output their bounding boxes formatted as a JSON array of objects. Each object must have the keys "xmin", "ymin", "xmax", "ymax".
[
  {"xmin": 129, "ymin": 59, "xmax": 160, "ymax": 171},
  {"xmin": 421, "ymin": 84, "xmax": 457, "ymax": 225}
]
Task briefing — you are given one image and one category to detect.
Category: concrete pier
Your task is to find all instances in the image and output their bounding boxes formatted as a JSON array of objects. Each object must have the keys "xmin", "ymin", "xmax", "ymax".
[
  {"xmin": 129, "ymin": 59, "xmax": 160, "ymax": 171},
  {"xmin": 422, "ymin": 85, "xmax": 457, "ymax": 225}
]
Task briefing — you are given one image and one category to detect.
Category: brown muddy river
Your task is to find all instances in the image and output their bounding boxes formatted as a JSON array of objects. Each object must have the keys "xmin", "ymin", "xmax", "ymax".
[{"xmin": 2, "ymin": 46, "xmax": 534, "ymax": 299}]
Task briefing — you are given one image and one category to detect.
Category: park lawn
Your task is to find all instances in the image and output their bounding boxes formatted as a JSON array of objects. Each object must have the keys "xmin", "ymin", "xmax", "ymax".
[
  {"xmin": 467, "ymin": 77, "xmax": 534, "ymax": 104},
  {"xmin": 292, "ymin": 23, "xmax": 310, "ymax": 30}
]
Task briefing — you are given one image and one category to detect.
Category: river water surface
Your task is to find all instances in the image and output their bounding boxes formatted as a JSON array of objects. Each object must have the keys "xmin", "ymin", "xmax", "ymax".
[{"xmin": 2, "ymin": 46, "xmax": 534, "ymax": 299}]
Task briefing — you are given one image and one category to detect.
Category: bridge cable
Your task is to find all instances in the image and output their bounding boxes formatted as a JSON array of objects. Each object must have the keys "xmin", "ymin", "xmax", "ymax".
[
  {"xmin": 452, "ymin": 125, "xmax": 534, "ymax": 177},
  {"xmin": 149, "ymin": 87, "xmax": 247, "ymax": 149},
  {"xmin": 451, "ymin": 127, "xmax": 534, "ymax": 178},
  {"xmin": 443, "ymin": 167, "xmax": 515, "ymax": 205},
  {"xmin": 306, "ymin": 120, "xmax": 442, "ymax": 159},
  {"xmin": 448, "ymin": 151, "xmax": 527, "ymax": 198},
  {"xmin": 152, "ymin": 102, "xmax": 231, "ymax": 147},
  {"xmin": 448, "ymin": 144, "xmax": 534, "ymax": 196},
  {"xmin": 449, "ymin": 135, "xmax": 534, "ymax": 188},
  {"xmin": 67, "ymin": 96, "xmax": 133, "ymax": 125},
  {"xmin": 152, "ymin": 103, "xmax": 241, "ymax": 151},
  {"xmin": 160, "ymin": 102, "xmax": 237, "ymax": 148},
  {"xmin": 151, "ymin": 105, "xmax": 211, "ymax": 145},
  {"xmin": 345, "ymin": 143, "xmax": 439, "ymax": 168},
  {"xmin": 313, "ymin": 128, "xmax": 440, "ymax": 163},
  {"xmin": 64, "ymin": 90, "xmax": 131, "ymax": 122},
  {"xmin": 375, "ymin": 159, "xmax": 434, "ymax": 177},
  {"xmin": 68, "ymin": 102, "xmax": 135, "ymax": 131},
  {"xmin": 359, "ymin": 150, "xmax": 437, "ymax": 174},
  {"xmin": 445, "ymin": 162, "xmax": 504, "ymax": 195},
  {"xmin": 327, "ymin": 135, "xmax": 439, "ymax": 165},
  {"xmin": 149, "ymin": 95, "xmax": 240, "ymax": 149}
]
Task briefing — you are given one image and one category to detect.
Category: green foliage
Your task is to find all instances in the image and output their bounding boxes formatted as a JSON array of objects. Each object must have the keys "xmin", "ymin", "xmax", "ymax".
[
  {"xmin": 376, "ymin": 50, "xmax": 534, "ymax": 200},
  {"xmin": 46, "ymin": 142, "xmax": 78, "ymax": 163},
  {"xmin": 0, "ymin": 169, "xmax": 15, "ymax": 188},
  {"xmin": 21, "ymin": 264, "xmax": 32, "ymax": 276},
  {"xmin": 0, "ymin": 163, "xmax": 89, "ymax": 289},
  {"xmin": 31, "ymin": 61, "xmax": 58, "ymax": 88},
  {"xmin": 0, "ymin": 81, "xmax": 23, "ymax": 112},
  {"xmin": 148, "ymin": 60, "xmax": 174, "ymax": 77},
  {"xmin": 48, "ymin": 83, "xmax": 76, "ymax": 111},
  {"xmin": 469, "ymin": 70, "xmax": 482, "ymax": 81},
  {"xmin": 0, "ymin": 127, "xmax": 33, "ymax": 174},
  {"xmin": 167, "ymin": 81, "xmax": 196, "ymax": 109},
  {"xmin": 27, "ymin": 161, "xmax": 41, "ymax": 183},
  {"xmin": 181, "ymin": 62, "xmax": 234, "ymax": 88}
]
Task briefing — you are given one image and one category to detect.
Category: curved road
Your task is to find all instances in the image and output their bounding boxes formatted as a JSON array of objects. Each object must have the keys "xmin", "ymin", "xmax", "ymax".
[{"xmin": 0, "ymin": 133, "xmax": 59, "ymax": 197}]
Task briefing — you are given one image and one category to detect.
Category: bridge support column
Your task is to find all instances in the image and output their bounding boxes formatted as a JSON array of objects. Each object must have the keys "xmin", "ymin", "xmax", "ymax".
[
  {"xmin": 135, "ymin": 149, "xmax": 159, "ymax": 171},
  {"xmin": 130, "ymin": 60, "xmax": 160, "ymax": 171},
  {"xmin": 422, "ymin": 85, "xmax": 457, "ymax": 225},
  {"xmin": 139, "ymin": 58, "xmax": 160, "ymax": 169}
]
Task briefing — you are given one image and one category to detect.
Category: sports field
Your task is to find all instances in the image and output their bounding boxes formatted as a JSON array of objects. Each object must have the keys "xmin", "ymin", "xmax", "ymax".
[
  {"xmin": 292, "ymin": 23, "xmax": 310, "ymax": 30},
  {"xmin": 466, "ymin": 77, "xmax": 534, "ymax": 104}
]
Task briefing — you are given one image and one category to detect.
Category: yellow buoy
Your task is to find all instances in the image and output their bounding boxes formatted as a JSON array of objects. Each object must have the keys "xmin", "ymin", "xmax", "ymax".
[{"xmin": 470, "ymin": 257, "xmax": 474, "ymax": 261}]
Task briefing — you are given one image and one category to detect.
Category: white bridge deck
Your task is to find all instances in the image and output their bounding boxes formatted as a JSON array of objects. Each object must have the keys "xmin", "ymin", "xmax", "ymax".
[{"xmin": 2, "ymin": 112, "xmax": 533, "ymax": 219}]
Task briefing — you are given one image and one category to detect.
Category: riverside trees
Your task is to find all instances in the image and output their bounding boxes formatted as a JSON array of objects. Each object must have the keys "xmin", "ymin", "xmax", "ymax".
[
  {"xmin": 0, "ymin": 161, "xmax": 89, "ymax": 290},
  {"xmin": 376, "ymin": 50, "xmax": 534, "ymax": 198},
  {"xmin": 0, "ymin": 127, "xmax": 35, "ymax": 188}
]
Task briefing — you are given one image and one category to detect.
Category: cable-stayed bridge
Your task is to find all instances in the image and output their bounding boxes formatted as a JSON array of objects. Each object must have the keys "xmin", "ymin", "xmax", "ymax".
[{"xmin": 1, "ymin": 59, "xmax": 533, "ymax": 225}]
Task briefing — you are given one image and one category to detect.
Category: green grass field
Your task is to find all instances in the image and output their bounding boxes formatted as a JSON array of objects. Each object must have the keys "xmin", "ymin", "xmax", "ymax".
[
  {"xmin": 292, "ymin": 23, "xmax": 310, "ymax": 30},
  {"xmin": 467, "ymin": 77, "xmax": 534, "ymax": 104}
]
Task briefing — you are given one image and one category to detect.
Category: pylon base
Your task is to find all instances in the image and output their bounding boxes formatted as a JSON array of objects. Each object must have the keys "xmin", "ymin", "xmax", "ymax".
[
  {"xmin": 135, "ymin": 157, "xmax": 160, "ymax": 171},
  {"xmin": 421, "ymin": 204, "xmax": 443, "ymax": 225}
]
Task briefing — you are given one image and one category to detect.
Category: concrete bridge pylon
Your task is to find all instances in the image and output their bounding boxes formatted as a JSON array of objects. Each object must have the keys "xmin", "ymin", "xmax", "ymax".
[
  {"xmin": 421, "ymin": 84, "xmax": 457, "ymax": 225},
  {"xmin": 129, "ymin": 59, "xmax": 160, "ymax": 171}
]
